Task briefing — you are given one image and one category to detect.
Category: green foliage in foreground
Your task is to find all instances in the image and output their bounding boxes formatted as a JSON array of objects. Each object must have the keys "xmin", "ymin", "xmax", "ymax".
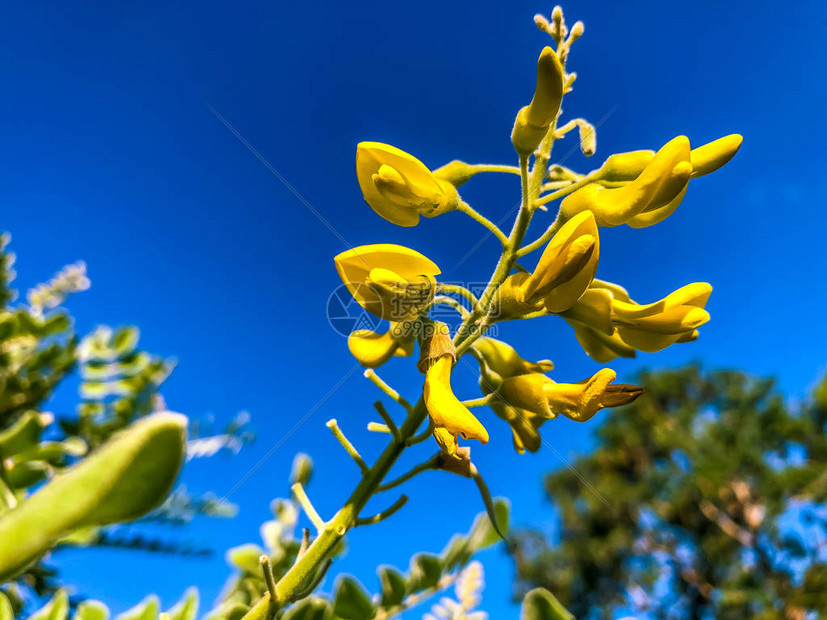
[
  {"xmin": 0, "ymin": 235, "xmax": 246, "ymax": 611},
  {"xmin": 512, "ymin": 366, "xmax": 827, "ymax": 619}
]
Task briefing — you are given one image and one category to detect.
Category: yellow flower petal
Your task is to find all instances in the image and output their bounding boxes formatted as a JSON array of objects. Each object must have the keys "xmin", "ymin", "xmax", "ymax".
[
  {"xmin": 690, "ymin": 134, "xmax": 743, "ymax": 178},
  {"xmin": 598, "ymin": 150, "xmax": 655, "ymax": 182},
  {"xmin": 334, "ymin": 244, "xmax": 440, "ymax": 321},
  {"xmin": 347, "ymin": 322, "xmax": 415, "ymax": 368},
  {"xmin": 472, "ymin": 337, "xmax": 553, "ymax": 385},
  {"xmin": 497, "ymin": 368, "xmax": 642, "ymax": 423},
  {"xmin": 567, "ymin": 320, "xmax": 637, "ymax": 363},
  {"xmin": 521, "ymin": 211, "xmax": 600, "ymax": 313},
  {"xmin": 424, "ymin": 354, "xmax": 489, "ymax": 447}
]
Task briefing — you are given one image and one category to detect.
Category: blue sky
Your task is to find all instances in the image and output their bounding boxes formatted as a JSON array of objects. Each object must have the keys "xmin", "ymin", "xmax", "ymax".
[{"xmin": 2, "ymin": 0, "xmax": 826, "ymax": 617}]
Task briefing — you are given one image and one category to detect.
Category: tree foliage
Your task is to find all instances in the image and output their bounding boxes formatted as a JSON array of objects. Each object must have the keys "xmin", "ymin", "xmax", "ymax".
[{"xmin": 511, "ymin": 365, "xmax": 827, "ymax": 619}]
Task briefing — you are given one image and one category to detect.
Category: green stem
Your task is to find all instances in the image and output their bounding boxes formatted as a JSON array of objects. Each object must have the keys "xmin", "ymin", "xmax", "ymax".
[
  {"xmin": 326, "ymin": 419, "xmax": 369, "ymax": 474},
  {"xmin": 431, "ymin": 295, "xmax": 470, "ymax": 318},
  {"xmin": 533, "ymin": 173, "xmax": 595, "ymax": 207},
  {"xmin": 469, "ymin": 164, "xmax": 522, "ymax": 175},
  {"xmin": 435, "ymin": 283, "xmax": 480, "ymax": 308},
  {"xmin": 373, "ymin": 401, "xmax": 399, "ymax": 441},
  {"xmin": 243, "ymin": 401, "xmax": 431, "ymax": 618},
  {"xmin": 355, "ymin": 494, "xmax": 408, "ymax": 525},
  {"xmin": 455, "ymin": 201, "xmax": 509, "ymax": 246},
  {"xmin": 377, "ymin": 455, "xmax": 439, "ymax": 492},
  {"xmin": 364, "ymin": 370, "xmax": 413, "ymax": 413},
  {"xmin": 461, "ymin": 394, "xmax": 494, "ymax": 408}
]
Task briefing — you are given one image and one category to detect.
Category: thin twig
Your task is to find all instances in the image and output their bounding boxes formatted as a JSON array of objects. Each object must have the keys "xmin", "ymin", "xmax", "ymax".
[
  {"xmin": 364, "ymin": 369, "xmax": 413, "ymax": 413},
  {"xmin": 355, "ymin": 494, "xmax": 408, "ymax": 526},
  {"xmin": 326, "ymin": 419, "xmax": 369, "ymax": 474},
  {"xmin": 291, "ymin": 483, "xmax": 326, "ymax": 534},
  {"xmin": 377, "ymin": 456, "xmax": 439, "ymax": 492},
  {"xmin": 374, "ymin": 401, "xmax": 399, "ymax": 440}
]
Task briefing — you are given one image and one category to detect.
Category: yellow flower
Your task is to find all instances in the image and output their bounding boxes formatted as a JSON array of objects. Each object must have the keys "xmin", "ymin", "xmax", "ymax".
[
  {"xmin": 334, "ymin": 244, "xmax": 440, "ymax": 322},
  {"xmin": 559, "ymin": 286, "xmax": 637, "ymax": 362},
  {"xmin": 561, "ymin": 136, "xmax": 692, "ymax": 227},
  {"xmin": 472, "ymin": 337, "xmax": 553, "ymax": 454},
  {"xmin": 471, "ymin": 337, "xmax": 553, "ymax": 384},
  {"xmin": 561, "ymin": 280, "xmax": 711, "ymax": 360},
  {"xmin": 611, "ymin": 282, "xmax": 712, "ymax": 353},
  {"xmin": 493, "ymin": 211, "xmax": 599, "ymax": 319},
  {"xmin": 584, "ymin": 134, "xmax": 742, "ymax": 228},
  {"xmin": 347, "ymin": 322, "xmax": 415, "ymax": 368},
  {"xmin": 356, "ymin": 142, "xmax": 460, "ymax": 227},
  {"xmin": 597, "ymin": 134, "xmax": 742, "ymax": 181},
  {"xmin": 512, "ymin": 47, "xmax": 565, "ymax": 155},
  {"xmin": 424, "ymin": 353, "xmax": 489, "ymax": 458},
  {"xmin": 496, "ymin": 368, "xmax": 643, "ymax": 423}
]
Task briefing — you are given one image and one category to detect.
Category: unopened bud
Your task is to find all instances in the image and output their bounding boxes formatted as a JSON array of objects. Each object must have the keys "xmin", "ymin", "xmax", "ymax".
[
  {"xmin": 551, "ymin": 6, "xmax": 563, "ymax": 27},
  {"xmin": 578, "ymin": 120, "xmax": 596, "ymax": 157},
  {"xmin": 289, "ymin": 453, "xmax": 313, "ymax": 488},
  {"xmin": 512, "ymin": 47, "xmax": 565, "ymax": 155},
  {"xmin": 432, "ymin": 160, "xmax": 478, "ymax": 187},
  {"xmin": 569, "ymin": 21, "xmax": 584, "ymax": 41},
  {"xmin": 534, "ymin": 14, "xmax": 550, "ymax": 32}
]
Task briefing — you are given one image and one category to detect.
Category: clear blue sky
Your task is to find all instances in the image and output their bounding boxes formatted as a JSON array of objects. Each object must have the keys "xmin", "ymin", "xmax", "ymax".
[{"xmin": 2, "ymin": 0, "xmax": 825, "ymax": 617}]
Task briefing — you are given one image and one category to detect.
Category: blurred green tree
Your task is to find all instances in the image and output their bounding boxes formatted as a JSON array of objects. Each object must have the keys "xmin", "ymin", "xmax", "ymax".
[{"xmin": 510, "ymin": 366, "xmax": 827, "ymax": 619}]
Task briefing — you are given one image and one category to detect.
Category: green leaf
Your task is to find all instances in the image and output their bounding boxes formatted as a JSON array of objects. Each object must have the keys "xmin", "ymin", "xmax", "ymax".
[
  {"xmin": 227, "ymin": 544, "xmax": 266, "ymax": 574},
  {"xmin": 468, "ymin": 497, "xmax": 510, "ymax": 549},
  {"xmin": 115, "ymin": 595, "xmax": 160, "ymax": 620},
  {"xmin": 377, "ymin": 566, "xmax": 407, "ymax": 608},
  {"xmin": 0, "ymin": 410, "xmax": 49, "ymax": 457},
  {"xmin": 0, "ymin": 412, "xmax": 187, "ymax": 581},
  {"xmin": 0, "ymin": 593, "xmax": 13, "ymax": 620},
  {"xmin": 281, "ymin": 597, "xmax": 331, "ymax": 620},
  {"xmin": 332, "ymin": 576, "xmax": 375, "ymax": 620},
  {"xmin": 520, "ymin": 588, "xmax": 574, "ymax": 620},
  {"xmin": 408, "ymin": 553, "xmax": 442, "ymax": 591},
  {"xmin": 29, "ymin": 590, "xmax": 69, "ymax": 620},
  {"xmin": 75, "ymin": 600, "xmax": 110, "ymax": 620},
  {"xmin": 440, "ymin": 534, "xmax": 471, "ymax": 571},
  {"xmin": 165, "ymin": 588, "xmax": 198, "ymax": 620}
]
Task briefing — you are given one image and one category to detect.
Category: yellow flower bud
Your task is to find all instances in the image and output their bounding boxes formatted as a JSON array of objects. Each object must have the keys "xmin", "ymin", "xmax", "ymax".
[
  {"xmin": 347, "ymin": 322, "xmax": 415, "ymax": 368},
  {"xmin": 597, "ymin": 150, "xmax": 655, "ymax": 182},
  {"xmin": 424, "ymin": 353, "xmax": 489, "ymax": 458},
  {"xmin": 432, "ymin": 160, "xmax": 478, "ymax": 188},
  {"xmin": 471, "ymin": 337, "xmax": 553, "ymax": 385},
  {"xmin": 512, "ymin": 47, "xmax": 565, "ymax": 155},
  {"xmin": 491, "ymin": 212, "xmax": 599, "ymax": 319},
  {"xmin": 612, "ymin": 282, "xmax": 712, "ymax": 353},
  {"xmin": 334, "ymin": 244, "xmax": 440, "ymax": 322},
  {"xmin": 690, "ymin": 134, "xmax": 743, "ymax": 178},
  {"xmin": 356, "ymin": 142, "xmax": 460, "ymax": 227},
  {"xmin": 469, "ymin": 337, "xmax": 555, "ymax": 454},
  {"xmin": 497, "ymin": 368, "xmax": 642, "ymax": 422},
  {"xmin": 561, "ymin": 136, "xmax": 691, "ymax": 226}
]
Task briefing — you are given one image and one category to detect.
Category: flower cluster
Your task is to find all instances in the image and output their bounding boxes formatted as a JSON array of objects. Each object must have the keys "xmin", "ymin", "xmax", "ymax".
[{"xmin": 334, "ymin": 6, "xmax": 739, "ymax": 459}]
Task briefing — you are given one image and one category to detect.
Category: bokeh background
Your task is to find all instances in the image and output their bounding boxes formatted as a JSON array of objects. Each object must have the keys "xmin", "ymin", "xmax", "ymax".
[{"xmin": 2, "ymin": 0, "xmax": 825, "ymax": 616}]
